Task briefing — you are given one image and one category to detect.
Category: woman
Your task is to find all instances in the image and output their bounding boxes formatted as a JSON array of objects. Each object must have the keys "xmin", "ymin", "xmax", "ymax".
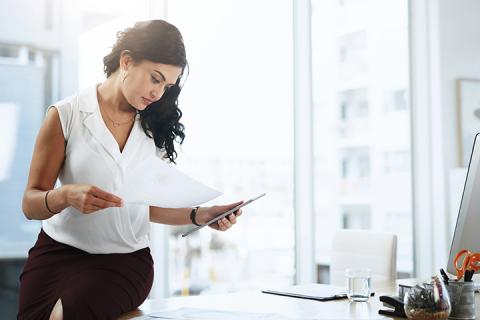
[{"xmin": 18, "ymin": 20, "xmax": 242, "ymax": 320}]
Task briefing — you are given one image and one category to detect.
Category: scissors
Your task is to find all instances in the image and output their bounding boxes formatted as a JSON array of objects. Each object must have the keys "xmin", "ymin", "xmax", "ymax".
[{"xmin": 453, "ymin": 249, "xmax": 480, "ymax": 281}]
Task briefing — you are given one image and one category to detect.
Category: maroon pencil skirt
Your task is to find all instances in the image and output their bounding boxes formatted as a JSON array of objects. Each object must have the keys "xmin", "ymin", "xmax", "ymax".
[{"xmin": 17, "ymin": 229, "xmax": 154, "ymax": 320}]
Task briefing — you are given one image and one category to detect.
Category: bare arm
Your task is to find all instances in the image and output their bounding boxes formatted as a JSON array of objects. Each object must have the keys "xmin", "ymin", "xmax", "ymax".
[
  {"xmin": 149, "ymin": 202, "xmax": 243, "ymax": 231},
  {"xmin": 149, "ymin": 207, "xmax": 192, "ymax": 225},
  {"xmin": 22, "ymin": 107, "xmax": 69, "ymax": 220},
  {"xmin": 22, "ymin": 107, "xmax": 123, "ymax": 220}
]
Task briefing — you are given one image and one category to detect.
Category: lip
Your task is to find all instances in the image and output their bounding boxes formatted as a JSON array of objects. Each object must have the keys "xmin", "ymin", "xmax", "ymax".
[{"xmin": 142, "ymin": 97, "xmax": 153, "ymax": 104}]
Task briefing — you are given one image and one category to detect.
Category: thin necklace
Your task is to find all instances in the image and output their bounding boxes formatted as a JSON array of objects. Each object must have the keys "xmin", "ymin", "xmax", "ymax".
[{"xmin": 100, "ymin": 104, "xmax": 136, "ymax": 128}]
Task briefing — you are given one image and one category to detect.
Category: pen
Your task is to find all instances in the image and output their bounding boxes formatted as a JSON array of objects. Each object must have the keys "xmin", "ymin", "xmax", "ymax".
[
  {"xmin": 464, "ymin": 269, "xmax": 475, "ymax": 282},
  {"xmin": 440, "ymin": 268, "xmax": 450, "ymax": 285}
]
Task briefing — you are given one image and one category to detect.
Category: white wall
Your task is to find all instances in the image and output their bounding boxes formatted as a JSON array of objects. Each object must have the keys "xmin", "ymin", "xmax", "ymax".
[
  {"xmin": 439, "ymin": 0, "xmax": 480, "ymax": 170},
  {"xmin": 438, "ymin": 0, "xmax": 480, "ymax": 248}
]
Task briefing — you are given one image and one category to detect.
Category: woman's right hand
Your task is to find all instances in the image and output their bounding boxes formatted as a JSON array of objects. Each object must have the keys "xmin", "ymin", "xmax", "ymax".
[{"xmin": 64, "ymin": 184, "xmax": 123, "ymax": 214}]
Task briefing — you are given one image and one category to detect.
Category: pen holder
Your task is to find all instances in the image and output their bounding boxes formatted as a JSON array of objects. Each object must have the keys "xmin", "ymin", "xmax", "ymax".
[{"xmin": 446, "ymin": 281, "xmax": 475, "ymax": 320}]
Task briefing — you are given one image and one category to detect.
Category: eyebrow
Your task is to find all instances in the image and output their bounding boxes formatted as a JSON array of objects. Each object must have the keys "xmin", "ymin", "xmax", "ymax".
[{"xmin": 153, "ymin": 70, "xmax": 175, "ymax": 86}]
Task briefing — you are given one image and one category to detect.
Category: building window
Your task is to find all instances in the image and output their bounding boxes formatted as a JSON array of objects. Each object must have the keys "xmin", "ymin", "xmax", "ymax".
[
  {"xmin": 337, "ymin": 31, "xmax": 368, "ymax": 80},
  {"xmin": 342, "ymin": 205, "xmax": 371, "ymax": 229},
  {"xmin": 338, "ymin": 88, "xmax": 369, "ymax": 121},
  {"xmin": 384, "ymin": 89, "xmax": 408, "ymax": 112},
  {"xmin": 0, "ymin": 45, "xmax": 19, "ymax": 59}
]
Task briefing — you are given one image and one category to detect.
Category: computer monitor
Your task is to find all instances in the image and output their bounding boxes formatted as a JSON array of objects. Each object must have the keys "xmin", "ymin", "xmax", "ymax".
[{"xmin": 447, "ymin": 133, "xmax": 480, "ymax": 275}]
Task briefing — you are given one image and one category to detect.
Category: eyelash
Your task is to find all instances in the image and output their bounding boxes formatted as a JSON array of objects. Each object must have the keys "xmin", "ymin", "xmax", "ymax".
[
  {"xmin": 151, "ymin": 75, "xmax": 161, "ymax": 84},
  {"xmin": 151, "ymin": 75, "xmax": 174, "ymax": 91}
]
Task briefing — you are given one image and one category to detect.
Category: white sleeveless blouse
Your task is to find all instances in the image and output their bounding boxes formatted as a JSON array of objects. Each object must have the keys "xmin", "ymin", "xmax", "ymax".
[{"xmin": 42, "ymin": 84, "xmax": 164, "ymax": 254}]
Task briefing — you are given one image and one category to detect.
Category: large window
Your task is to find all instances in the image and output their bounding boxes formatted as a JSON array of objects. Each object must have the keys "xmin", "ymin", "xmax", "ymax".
[
  {"xmin": 166, "ymin": 0, "xmax": 294, "ymax": 295},
  {"xmin": 311, "ymin": 0, "xmax": 413, "ymax": 279},
  {"xmin": 0, "ymin": 36, "xmax": 60, "ymax": 257}
]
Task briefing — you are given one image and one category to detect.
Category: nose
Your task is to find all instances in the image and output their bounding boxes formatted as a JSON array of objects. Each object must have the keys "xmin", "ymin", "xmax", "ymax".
[
  {"xmin": 150, "ymin": 86, "xmax": 167, "ymax": 101},
  {"xmin": 150, "ymin": 89, "xmax": 157, "ymax": 100}
]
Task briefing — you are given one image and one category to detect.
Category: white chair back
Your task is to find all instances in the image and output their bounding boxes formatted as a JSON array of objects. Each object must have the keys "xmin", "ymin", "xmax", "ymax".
[{"xmin": 329, "ymin": 229, "xmax": 397, "ymax": 286}]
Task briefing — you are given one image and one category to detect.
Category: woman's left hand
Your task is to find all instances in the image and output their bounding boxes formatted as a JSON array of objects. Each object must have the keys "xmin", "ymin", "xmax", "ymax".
[{"xmin": 196, "ymin": 201, "xmax": 243, "ymax": 232}]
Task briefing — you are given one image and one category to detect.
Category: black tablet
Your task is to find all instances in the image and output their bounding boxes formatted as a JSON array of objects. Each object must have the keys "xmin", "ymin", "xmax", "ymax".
[{"xmin": 181, "ymin": 193, "xmax": 266, "ymax": 237}]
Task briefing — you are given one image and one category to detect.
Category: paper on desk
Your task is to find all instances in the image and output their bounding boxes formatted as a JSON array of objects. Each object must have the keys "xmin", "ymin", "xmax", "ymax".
[
  {"xmin": 114, "ymin": 157, "xmax": 222, "ymax": 208},
  {"xmin": 133, "ymin": 307, "xmax": 296, "ymax": 320}
]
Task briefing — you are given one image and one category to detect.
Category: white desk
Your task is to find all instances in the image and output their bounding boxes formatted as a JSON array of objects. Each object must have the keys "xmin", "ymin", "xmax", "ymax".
[
  {"xmin": 119, "ymin": 281, "xmax": 396, "ymax": 319},
  {"xmin": 118, "ymin": 279, "xmax": 480, "ymax": 319}
]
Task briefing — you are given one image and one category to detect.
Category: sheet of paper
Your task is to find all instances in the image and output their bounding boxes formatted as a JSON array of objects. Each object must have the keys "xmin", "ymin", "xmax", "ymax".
[
  {"xmin": 115, "ymin": 157, "xmax": 222, "ymax": 208},
  {"xmin": 133, "ymin": 307, "xmax": 296, "ymax": 320}
]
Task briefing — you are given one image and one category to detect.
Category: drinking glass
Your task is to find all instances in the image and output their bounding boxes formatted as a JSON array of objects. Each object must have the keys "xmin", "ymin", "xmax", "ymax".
[{"xmin": 346, "ymin": 268, "xmax": 372, "ymax": 302}]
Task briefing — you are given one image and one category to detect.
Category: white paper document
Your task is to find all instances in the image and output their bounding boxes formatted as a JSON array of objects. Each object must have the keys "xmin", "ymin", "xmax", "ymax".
[
  {"xmin": 115, "ymin": 157, "xmax": 222, "ymax": 208},
  {"xmin": 133, "ymin": 307, "xmax": 295, "ymax": 320}
]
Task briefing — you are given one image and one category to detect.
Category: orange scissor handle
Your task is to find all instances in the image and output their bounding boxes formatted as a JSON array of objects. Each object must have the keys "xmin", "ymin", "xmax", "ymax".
[
  {"xmin": 468, "ymin": 254, "xmax": 480, "ymax": 271},
  {"xmin": 454, "ymin": 249, "xmax": 480, "ymax": 280},
  {"xmin": 454, "ymin": 249, "xmax": 471, "ymax": 280}
]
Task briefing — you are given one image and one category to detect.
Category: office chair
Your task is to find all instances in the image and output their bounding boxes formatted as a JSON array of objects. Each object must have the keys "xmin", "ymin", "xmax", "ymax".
[{"xmin": 329, "ymin": 229, "xmax": 397, "ymax": 286}]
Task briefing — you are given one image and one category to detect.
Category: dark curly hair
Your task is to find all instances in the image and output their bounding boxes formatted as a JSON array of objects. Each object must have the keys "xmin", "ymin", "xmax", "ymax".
[{"xmin": 103, "ymin": 20, "xmax": 188, "ymax": 163}]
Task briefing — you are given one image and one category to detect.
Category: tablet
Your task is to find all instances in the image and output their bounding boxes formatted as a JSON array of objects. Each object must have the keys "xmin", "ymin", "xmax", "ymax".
[{"xmin": 181, "ymin": 193, "xmax": 266, "ymax": 237}]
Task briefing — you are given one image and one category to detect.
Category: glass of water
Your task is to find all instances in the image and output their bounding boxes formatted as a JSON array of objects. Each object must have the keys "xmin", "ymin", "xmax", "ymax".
[{"xmin": 345, "ymin": 268, "xmax": 372, "ymax": 302}]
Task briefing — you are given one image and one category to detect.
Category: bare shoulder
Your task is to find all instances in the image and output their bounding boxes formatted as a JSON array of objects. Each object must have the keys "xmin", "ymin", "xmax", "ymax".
[
  {"xmin": 42, "ymin": 106, "xmax": 64, "ymax": 139},
  {"xmin": 26, "ymin": 106, "xmax": 66, "ymax": 190}
]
